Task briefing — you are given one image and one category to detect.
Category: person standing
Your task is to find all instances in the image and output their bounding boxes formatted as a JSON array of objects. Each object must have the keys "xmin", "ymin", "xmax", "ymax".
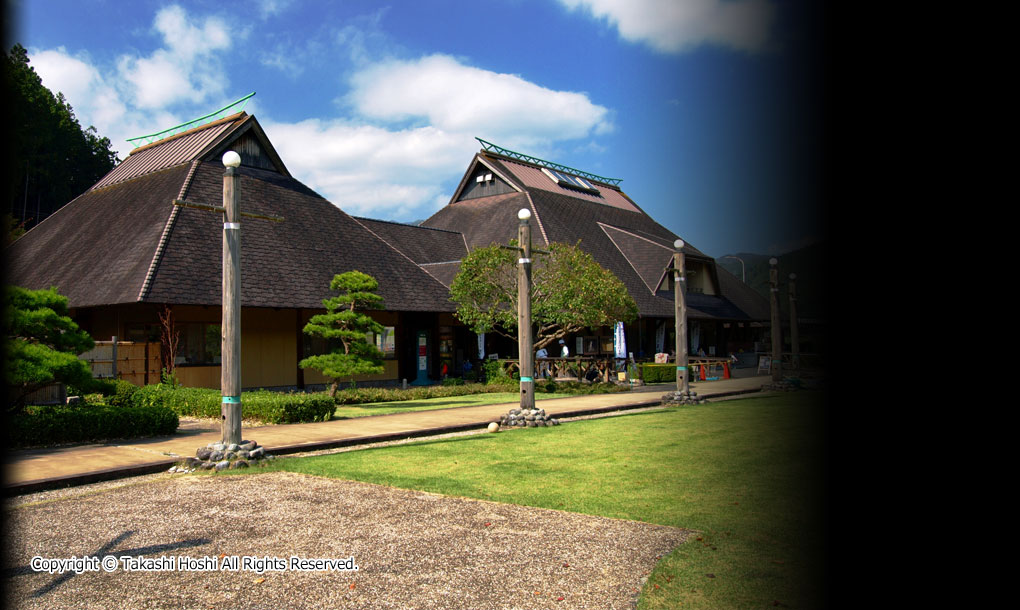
[{"xmin": 536, "ymin": 346, "xmax": 549, "ymax": 377}]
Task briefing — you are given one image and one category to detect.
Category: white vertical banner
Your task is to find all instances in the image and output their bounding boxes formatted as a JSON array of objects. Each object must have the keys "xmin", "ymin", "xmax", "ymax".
[
  {"xmin": 478, "ymin": 333, "xmax": 485, "ymax": 359},
  {"xmin": 614, "ymin": 322, "xmax": 627, "ymax": 359}
]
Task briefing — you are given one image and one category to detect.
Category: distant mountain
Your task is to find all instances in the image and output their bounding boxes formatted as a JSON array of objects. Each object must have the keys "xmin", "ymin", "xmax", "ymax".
[{"xmin": 716, "ymin": 242, "xmax": 827, "ymax": 321}]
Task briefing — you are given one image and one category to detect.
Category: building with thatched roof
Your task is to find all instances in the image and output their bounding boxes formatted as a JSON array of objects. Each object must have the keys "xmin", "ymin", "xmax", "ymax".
[
  {"xmin": 419, "ymin": 139, "xmax": 769, "ymax": 362},
  {"xmin": 5, "ymin": 109, "xmax": 457, "ymax": 388},
  {"xmin": 6, "ymin": 107, "xmax": 768, "ymax": 389}
]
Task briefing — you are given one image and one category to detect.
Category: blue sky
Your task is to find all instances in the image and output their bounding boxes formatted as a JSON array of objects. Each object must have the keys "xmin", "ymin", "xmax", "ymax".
[{"xmin": 11, "ymin": 0, "xmax": 824, "ymax": 258}]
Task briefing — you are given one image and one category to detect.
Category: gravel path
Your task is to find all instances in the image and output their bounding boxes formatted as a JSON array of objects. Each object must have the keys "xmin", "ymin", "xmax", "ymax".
[{"xmin": 4, "ymin": 471, "xmax": 689, "ymax": 609}]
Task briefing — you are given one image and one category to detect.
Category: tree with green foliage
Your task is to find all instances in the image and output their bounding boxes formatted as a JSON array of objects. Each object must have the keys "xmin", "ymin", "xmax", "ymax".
[
  {"xmin": 6, "ymin": 43, "xmax": 119, "ymax": 229},
  {"xmin": 450, "ymin": 241, "xmax": 638, "ymax": 350},
  {"xmin": 299, "ymin": 271, "xmax": 386, "ymax": 398},
  {"xmin": 4, "ymin": 286, "xmax": 95, "ymax": 411}
]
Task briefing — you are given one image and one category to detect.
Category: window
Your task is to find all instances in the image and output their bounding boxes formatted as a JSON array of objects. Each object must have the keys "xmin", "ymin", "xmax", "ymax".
[
  {"xmin": 178, "ymin": 323, "xmax": 221, "ymax": 365},
  {"xmin": 304, "ymin": 326, "xmax": 396, "ymax": 359},
  {"xmin": 367, "ymin": 326, "xmax": 396, "ymax": 357},
  {"xmin": 541, "ymin": 167, "xmax": 599, "ymax": 194}
]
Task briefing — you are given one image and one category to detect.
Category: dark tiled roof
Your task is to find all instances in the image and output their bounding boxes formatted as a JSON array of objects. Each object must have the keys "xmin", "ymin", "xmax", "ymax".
[
  {"xmin": 6, "ymin": 116, "xmax": 455, "ymax": 314},
  {"xmin": 144, "ymin": 163, "xmax": 455, "ymax": 312},
  {"xmin": 5, "ymin": 164, "xmax": 191, "ymax": 307},
  {"xmin": 418, "ymin": 261, "xmax": 462, "ymax": 289},
  {"xmin": 714, "ymin": 264, "xmax": 769, "ymax": 320},
  {"xmin": 598, "ymin": 224, "xmax": 675, "ymax": 294},
  {"xmin": 421, "ymin": 153, "xmax": 765, "ymax": 322},
  {"xmin": 424, "ymin": 191, "xmax": 534, "ymax": 249},
  {"xmin": 354, "ymin": 218, "xmax": 467, "ymax": 265}
]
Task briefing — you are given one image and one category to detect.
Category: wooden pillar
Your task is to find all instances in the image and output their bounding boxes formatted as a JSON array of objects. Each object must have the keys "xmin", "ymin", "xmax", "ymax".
[
  {"xmin": 674, "ymin": 240, "xmax": 689, "ymax": 395},
  {"xmin": 295, "ymin": 308, "xmax": 305, "ymax": 389},
  {"xmin": 769, "ymin": 258, "xmax": 783, "ymax": 383},
  {"xmin": 221, "ymin": 162, "xmax": 242, "ymax": 445},
  {"xmin": 517, "ymin": 209, "xmax": 535, "ymax": 410},
  {"xmin": 789, "ymin": 273, "xmax": 800, "ymax": 370}
]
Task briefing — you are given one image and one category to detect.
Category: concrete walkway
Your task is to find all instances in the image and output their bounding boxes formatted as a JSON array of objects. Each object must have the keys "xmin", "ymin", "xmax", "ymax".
[{"xmin": 4, "ymin": 376, "xmax": 772, "ymax": 495}]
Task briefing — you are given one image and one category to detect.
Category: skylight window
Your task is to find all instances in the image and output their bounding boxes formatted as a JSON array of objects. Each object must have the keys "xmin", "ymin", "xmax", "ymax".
[{"xmin": 541, "ymin": 167, "xmax": 599, "ymax": 194}]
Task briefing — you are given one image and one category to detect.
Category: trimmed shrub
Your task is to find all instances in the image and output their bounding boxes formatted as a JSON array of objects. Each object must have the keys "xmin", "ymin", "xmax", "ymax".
[
  {"xmin": 129, "ymin": 384, "xmax": 335, "ymax": 424},
  {"xmin": 550, "ymin": 381, "xmax": 629, "ymax": 395},
  {"xmin": 334, "ymin": 381, "xmax": 519, "ymax": 405},
  {"xmin": 640, "ymin": 363, "xmax": 687, "ymax": 383},
  {"xmin": 109, "ymin": 379, "xmax": 140, "ymax": 407},
  {"xmin": 7, "ymin": 403, "xmax": 179, "ymax": 449},
  {"xmin": 242, "ymin": 390, "xmax": 335, "ymax": 423}
]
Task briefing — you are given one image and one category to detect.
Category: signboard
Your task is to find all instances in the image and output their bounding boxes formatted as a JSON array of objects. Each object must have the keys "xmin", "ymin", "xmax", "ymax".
[
  {"xmin": 614, "ymin": 322, "xmax": 627, "ymax": 359},
  {"xmin": 757, "ymin": 355, "xmax": 771, "ymax": 374},
  {"xmin": 413, "ymin": 331, "xmax": 430, "ymax": 385}
]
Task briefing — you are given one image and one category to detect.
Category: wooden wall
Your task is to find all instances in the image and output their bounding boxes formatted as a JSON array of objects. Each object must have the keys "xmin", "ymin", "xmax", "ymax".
[{"xmin": 73, "ymin": 303, "xmax": 410, "ymax": 390}]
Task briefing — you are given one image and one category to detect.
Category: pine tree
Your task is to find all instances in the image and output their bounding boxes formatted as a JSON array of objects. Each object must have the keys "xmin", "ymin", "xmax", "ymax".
[
  {"xmin": 4, "ymin": 286, "xmax": 95, "ymax": 411},
  {"xmin": 299, "ymin": 272, "xmax": 385, "ymax": 397}
]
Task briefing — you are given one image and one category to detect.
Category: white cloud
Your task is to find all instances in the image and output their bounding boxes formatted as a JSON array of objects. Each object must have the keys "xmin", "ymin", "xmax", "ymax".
[
  {"xmin": 559, "ymin": 0, "xmax": 775, "ymax": 53},
  {"xmin": 259, "ymin": 54, "xmax": 614, "ymax": 220},
  {"xmin": 117, "ymin": 5, "xmax": 234, "ymax": 109},
  {"xmin": 262, "ymin": 119, "xmax": 477, "ymax": 219},
  {"xmin": 28, "ymin": 48, "xmax": 123, "ymax": 125},
  {"xmin": 347, "ymin": 54, "xmax": 612, "ymax": 149},
  {"xmin": 28, "ymin": 47, "xmax": 187, "ymax": 155},
  {"xmin": 27, "ymin": 4, "xmax": 239, "ymax": 156},
  {"xmin": 256, "ymin": 0, "xmax": 294, "ymax": 19},
  {"xmin": 153, "ymin": 5, "xmax": 231, "ymax": 59},
  {"xmin": 27, "ymin": 47, "xmax": 142, "ymax": 155},
  {"xmin": 27, "ymin": 7, "xmax": 616, "ymax": 224}
]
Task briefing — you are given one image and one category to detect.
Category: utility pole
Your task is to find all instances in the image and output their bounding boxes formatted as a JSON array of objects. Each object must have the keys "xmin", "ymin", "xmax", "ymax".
[
  {"xmin": 517, "ymin": 208, "xmax": 535, "ymax": 411},
  {"xmin": 769, "ymin": 257, "xmax": 783, "ymax": 383},
  {"xmin": 171, "ymin": 151, "xmax": 283, "ymax": 446},
  {"xmin": 789, "ymin": 273, "xmax": 800, "ymax": 370},
  {"xmin": 673, "ymin": 239, "xmax": 689, "ymax": 397},
  {"xmin": 220, "ymin": 152, "xmax": 243, "ymax": 445}
]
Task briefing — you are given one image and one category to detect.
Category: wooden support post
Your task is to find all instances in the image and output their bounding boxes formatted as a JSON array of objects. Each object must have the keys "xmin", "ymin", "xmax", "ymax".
[
  {"xmin": 170, "ymin": 151, "xmax": 282, "ymax": 449},
  {"xmin": 221, "ymin": 161, "xmax": 242, "ymax": 446},
  {"xmin": 517, "ymin": 209, "xmax": 535, "ymax": 410},
  {"xmin": 789, "ymin": 273, "xmax": 800, "ymax": 370},
  {"xmin": 674, "ymin": 240, "xmax": 689, "ymax": 396},
  {"xmin": 769, "ymin": 258, "xmax": 783, "ymax": 383}
]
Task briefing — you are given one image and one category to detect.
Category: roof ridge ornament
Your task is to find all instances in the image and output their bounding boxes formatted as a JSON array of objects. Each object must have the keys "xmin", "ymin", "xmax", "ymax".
[
  {"xmin": 127, "ymin": 92, "xmax": 256, "ymax": 148},
  {"xmin": 475, "ymin": 137, "xmax": 622, "ymax": 186}
]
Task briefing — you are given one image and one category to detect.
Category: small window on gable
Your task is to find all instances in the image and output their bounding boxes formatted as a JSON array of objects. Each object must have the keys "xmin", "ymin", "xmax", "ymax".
[{"xmin": 541, "ymin": 167, "xmax": 599, "ymax": 194}]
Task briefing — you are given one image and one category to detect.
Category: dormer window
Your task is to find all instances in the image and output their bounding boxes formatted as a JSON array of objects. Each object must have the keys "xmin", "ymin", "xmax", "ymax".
[{"xmin": 541, "ymin": 167, "xmax": 599, "ymax": 194}]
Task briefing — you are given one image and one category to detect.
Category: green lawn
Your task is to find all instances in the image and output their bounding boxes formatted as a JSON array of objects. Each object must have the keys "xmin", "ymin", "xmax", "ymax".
[
  {"xmin": 332, "ymin": 390, "xmax": 573, "ymax": 419},
  {"xmin": 228, "ymin": 391, "xmax": 827, "ymax": 609}
]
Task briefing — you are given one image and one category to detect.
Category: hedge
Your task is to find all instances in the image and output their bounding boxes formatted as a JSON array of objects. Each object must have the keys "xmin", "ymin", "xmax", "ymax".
[
  {"xmin": 639, "ymin": 363, "xmax": 694, "ymax": 383},
  {"xmin": 539, "ymin": 380, "xmax": 629, "ymax": 395},
  {"xmin": 129, "ymin": 385, "xmax": 335, "ymax": 424},
  {"xmin": 7, "ymin": 403, "xmax": 179, "ymax": 449},
  {"xmin": 333, "ymin": 381, "xmax": 517, "ymax": 405}
]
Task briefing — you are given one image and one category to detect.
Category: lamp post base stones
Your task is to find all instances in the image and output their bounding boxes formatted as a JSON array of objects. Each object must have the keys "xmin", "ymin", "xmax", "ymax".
[{"xmin": 169, "ymin": 439, "xmax": 274, "ymax": 473}]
